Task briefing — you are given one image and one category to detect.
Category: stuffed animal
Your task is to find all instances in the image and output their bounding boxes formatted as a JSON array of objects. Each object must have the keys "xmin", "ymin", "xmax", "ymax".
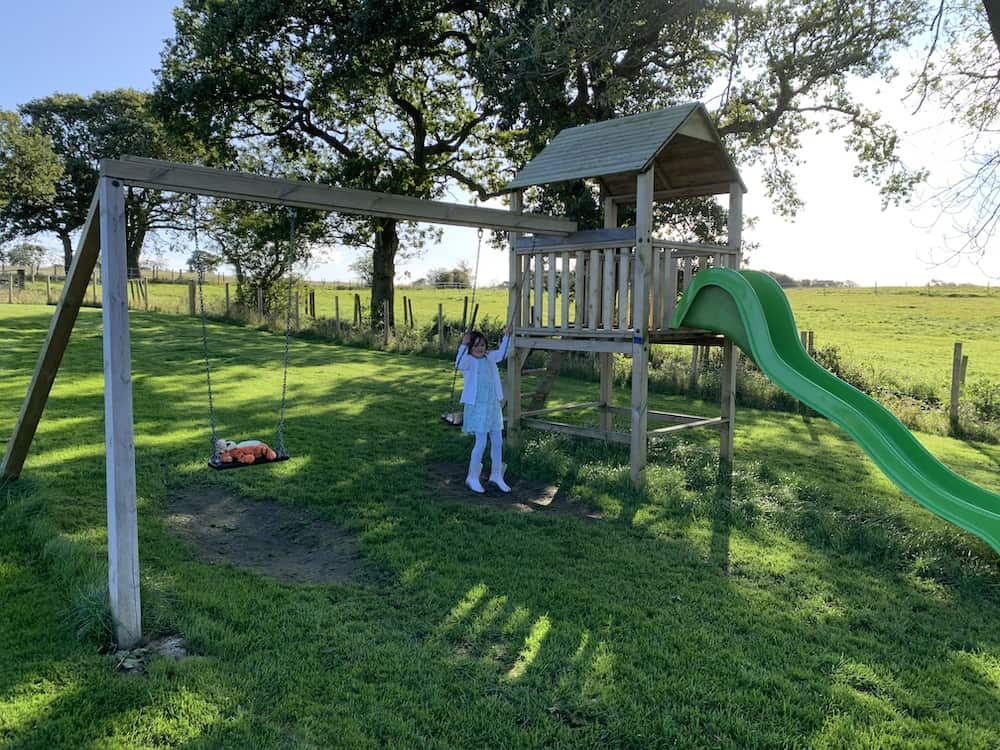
[{"xmin": 214, "ymin": 438, "xmax": 278, "ymax": 464}]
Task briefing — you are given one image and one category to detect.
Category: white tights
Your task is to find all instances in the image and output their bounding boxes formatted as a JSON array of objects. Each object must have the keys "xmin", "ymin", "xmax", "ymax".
[{"xmin": 469, "ymin": 430, "xmax": 503, "ymax": 472}]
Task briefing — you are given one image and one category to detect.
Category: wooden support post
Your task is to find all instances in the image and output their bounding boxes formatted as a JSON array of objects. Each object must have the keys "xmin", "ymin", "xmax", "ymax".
[
  {"xmin": 187, "ymin": 281, "xmax": 196, "ymax": 316},
  {"xmin": 506, "ymin": 190, "xmax": 523, "ymax": 441},
  {"xmin": 600, "ymin": 195, "xmax": 618, "ymax": 432},
  {"xmin": 437, "ymin": 303, "xmax": 444, "ymax": 352},
  {"xmin": 408, "ymin": 297, "xmax": 415, "ymax": 328},
  {"xmin": 630, "ymin": 168, "xmax": 654, "ymax": 487},
  {"xmin": 807, "ymin": 330, "xmax": 815, "ymax": 356},
  {"xmin": 46, "ymin": 276, "xmax": 52, "ymax": 304},
  {"xmin": 728, "ymin": 182, "xmax": 743, "ymax": 268},
  {"xmin": 224, "ymin": 283, "xmax": 230, "ymax": 315},
  {"xmin": 2, "ymin": 194, "xmax": 102, "ymax": 480},
  {"xmin": 719, "ymin": 339, "xmax": 737, "ymax": 470},
  {"xmin": 950, "ymin": 342, "xmax": 963, "ymax": 434},
  {"xmin": 99, "ymin": 177, "xmax": 142, "ymax": 649},
  {"xmin": 688, "ymin": 346, "xmax": 700, "ymax": 392},
  {"xmin": 354, "ymin": 293, "xmax": 361, "ymax": 327}
]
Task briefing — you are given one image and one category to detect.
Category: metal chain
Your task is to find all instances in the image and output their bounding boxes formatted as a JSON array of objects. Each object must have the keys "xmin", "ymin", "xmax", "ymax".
[
  {"xmin": 447, "ymin": 227, "xmax": 484, "ymax": 410},
  {"xmin": 274, "ymin": 207, "xmax": 296, "ymax": 457},
  {"xmin": 194, "ymin": 206, "xmax": 220, "ymax": 461}
]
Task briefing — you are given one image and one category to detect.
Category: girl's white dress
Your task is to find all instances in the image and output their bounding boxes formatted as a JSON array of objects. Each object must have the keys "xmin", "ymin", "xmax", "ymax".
[{"xmin": 462, "ymin": 357, "xmax": 503, "ymax": 433}]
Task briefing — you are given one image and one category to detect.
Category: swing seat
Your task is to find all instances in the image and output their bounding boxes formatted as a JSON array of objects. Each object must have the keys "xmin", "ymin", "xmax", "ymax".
[
  {"xmin": 440, "ymin": 411, "xmax": 463, "ymax": 427},
  {"xmin": 208, "ymin": 453, "xmax": 290, "ymax": 471}
]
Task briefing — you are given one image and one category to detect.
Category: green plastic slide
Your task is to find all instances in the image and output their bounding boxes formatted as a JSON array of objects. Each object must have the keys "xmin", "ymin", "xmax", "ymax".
[{"xmin": 670, "ymin": 268, "xmax": 1000, "ymax": 554}]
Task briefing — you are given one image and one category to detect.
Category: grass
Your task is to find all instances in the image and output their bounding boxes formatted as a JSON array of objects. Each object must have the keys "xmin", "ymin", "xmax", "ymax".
[{"xmin": 3, "ymin": 302, "xmax": 1000, "ymax": 748}]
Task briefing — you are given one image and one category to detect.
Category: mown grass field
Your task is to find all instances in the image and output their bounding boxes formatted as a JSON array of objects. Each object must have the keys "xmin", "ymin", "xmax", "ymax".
[{"xmin": 2, "ymin": 300, "xmax": 1000, "ymax": 748}]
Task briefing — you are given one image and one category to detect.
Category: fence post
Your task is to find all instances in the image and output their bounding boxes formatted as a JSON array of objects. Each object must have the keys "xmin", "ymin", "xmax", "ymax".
[
  {"xmin": 408, "ymin": 297, "xmax": 415, "ymax": 328},
  {"xmin": 7, "ymin": 274, "xmax": 12, "ymax": 303},
  {"xmin": 309, "ymin": 290, "xmax": 316, "ymax": 319},
  {"xmin": 950, "ymin": 342, "xmax": 963, "ymax": 434},
  {"xmin": 354, "ymin": 293, "xmax": 361, "ymax": 327},
  {"xmin": 188, "ymin": 281, "xmax": 196, "ymax": 316},
  {"xmin": 294, "ymin": 291, "xmax": 300, "ymax": 330},
  {"xmin": 383, "ymin": 300, "xmax": 390, "ymax": 346},
  {"xmin": 257, "ymin": 287, "xmax": 264, "ymax": 321},
  {"xmin": 438, "ymin": 303, "xmax": 444, "ymax": 353},
  {"xmin": 46, "ymin": 276, "xmax": 52, "ymax": 304},
  {"xmin": 224, "ymin": 283, "xmax": 230, "ymax": 316},
  {"xmin": 335, "ymin": 296, "xmax": 341, "ymax": 336},
  {"xmin": 143, "ymin": 279, "xmax": 149, "ymax": 311},
  {"xmin": 462, "ymin": 296, "xmax": 468, "ymax": 329},
  {"xmin": 92, "ymin": 275, "xmax": 98, "ymax": 305}
]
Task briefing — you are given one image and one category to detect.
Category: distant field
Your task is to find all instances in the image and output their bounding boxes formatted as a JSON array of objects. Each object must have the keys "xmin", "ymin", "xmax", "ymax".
[{"xmin": 7, "ymin": 278, "xmax": 999, "ymax": 396}]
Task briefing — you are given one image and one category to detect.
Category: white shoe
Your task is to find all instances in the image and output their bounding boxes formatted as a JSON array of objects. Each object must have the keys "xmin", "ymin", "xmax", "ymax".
[
  {"xmin": 466, "ymin": 463, "xmax": 485, "ymax": 494},
  {"xmin": 489, "ymin": 464, "xmax": 511, "ymax": 493}
]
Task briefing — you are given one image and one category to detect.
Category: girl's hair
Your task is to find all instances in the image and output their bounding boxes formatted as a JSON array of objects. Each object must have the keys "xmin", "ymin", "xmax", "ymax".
[{"xmin": 468, "ymin": 330, "xmax": 487, "ymax": 349}]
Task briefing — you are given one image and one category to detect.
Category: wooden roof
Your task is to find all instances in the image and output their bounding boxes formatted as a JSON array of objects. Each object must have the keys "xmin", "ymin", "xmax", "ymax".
[{"xmin": 505, "ymin": 103, "xmax": 745, "ymax": 200}]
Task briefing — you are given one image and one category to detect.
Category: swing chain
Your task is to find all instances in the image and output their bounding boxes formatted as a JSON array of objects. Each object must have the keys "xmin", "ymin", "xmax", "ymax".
[
  {"xmin": 194, "ymin": 203, "xmax": 221, "ymax": 461},
  {"xmin": 274, "ymin": 206, "xmax": 296, "ymax": 458}
]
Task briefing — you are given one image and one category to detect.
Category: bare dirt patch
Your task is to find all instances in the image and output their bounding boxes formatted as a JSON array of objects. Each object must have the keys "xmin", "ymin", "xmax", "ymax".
[
  {"xmin": 429, "ymin": 462, "xmax": 603, "ymax": 521},
  {"xmin": 166, "ymin": 486, "xmax": 361, "ymax": 584}
]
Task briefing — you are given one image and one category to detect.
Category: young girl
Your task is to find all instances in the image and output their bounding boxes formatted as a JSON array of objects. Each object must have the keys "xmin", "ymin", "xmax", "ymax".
[{"xmin": 455, "ymin": 323, "xmax": 514, "ymax": 493}]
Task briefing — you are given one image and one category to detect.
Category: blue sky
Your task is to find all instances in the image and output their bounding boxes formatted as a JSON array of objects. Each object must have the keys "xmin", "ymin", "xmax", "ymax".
[{"xmin": 1, "ymin": 1, "xmax": 995, "ymax": 285}]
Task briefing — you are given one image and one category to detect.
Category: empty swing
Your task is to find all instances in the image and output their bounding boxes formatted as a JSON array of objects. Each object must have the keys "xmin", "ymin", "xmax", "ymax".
[{"xmin": 196, "ymin": 205, "xmax": 297, "ymax": 469}]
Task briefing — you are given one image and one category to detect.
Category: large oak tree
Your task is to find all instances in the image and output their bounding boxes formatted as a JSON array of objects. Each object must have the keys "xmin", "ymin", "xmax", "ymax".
[{"xmin": 154, "ymin": 0, "xmax": 499, "ymax": 327}]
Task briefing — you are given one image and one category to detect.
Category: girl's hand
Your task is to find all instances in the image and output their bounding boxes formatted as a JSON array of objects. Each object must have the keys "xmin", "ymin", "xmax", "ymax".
[{"xmin": 462, "ymin": 333, "xmax": 471, "ymax": 346}]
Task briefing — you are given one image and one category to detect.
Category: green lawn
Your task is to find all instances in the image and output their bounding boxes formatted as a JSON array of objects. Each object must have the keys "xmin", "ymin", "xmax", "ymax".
[{"xmin": 2, "ymin": 303, "xmax": 1000, "ymax": 748}]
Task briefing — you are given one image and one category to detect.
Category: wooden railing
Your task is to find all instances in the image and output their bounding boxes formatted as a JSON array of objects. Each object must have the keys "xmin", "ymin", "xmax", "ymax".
[{"xmin": 514, "ymin": 230, "xmax": 739, "ymax": 336}]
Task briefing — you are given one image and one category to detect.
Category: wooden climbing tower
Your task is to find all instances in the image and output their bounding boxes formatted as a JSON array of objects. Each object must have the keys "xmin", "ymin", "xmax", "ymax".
[{"xmin": 502, "ymin": 103, "xmax": 746, "ymax": 486}]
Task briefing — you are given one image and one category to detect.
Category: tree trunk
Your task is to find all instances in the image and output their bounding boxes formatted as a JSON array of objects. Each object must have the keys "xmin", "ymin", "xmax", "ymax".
[
  {"xmin": 370, "ymin": 218, "xmax": 398, "ymax": 329},
  {"xmin": 59, "ymin": 232, "xmax": 73, "ymax": 274}
]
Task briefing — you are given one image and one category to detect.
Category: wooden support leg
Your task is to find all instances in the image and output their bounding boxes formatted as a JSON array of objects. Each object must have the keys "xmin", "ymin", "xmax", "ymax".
[
  {"xmin": 719, "ymin": 338, "xmax": 737, "ymax": 472},
  {"xmin": 599, "ymin": 352, "xmax": 613, "ymax": 432},
  {"xmin": 99, "ymin": 177, "xmax": 141, "ymax": 649},
  {"xmin": 2, "ymin": 195, "xmax": 102, "ymax": 479},
  {"xmin": 630, "ymin": 340, "xmax": 649, "ymax": 487}
]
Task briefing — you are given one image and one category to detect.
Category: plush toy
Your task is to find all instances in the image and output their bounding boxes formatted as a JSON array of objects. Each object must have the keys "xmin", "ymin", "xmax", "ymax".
[{"xmin": 214, "ymin": 438, "xmax": 278, "ymax": 464}]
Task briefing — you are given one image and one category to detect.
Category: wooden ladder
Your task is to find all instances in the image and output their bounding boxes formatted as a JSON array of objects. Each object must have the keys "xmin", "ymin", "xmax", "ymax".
[{"xmin": 524, "ymin": 351, "xmax": 566, "ymax": 412}]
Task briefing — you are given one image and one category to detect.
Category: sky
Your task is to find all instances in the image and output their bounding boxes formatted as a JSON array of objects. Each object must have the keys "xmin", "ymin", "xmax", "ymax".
[{"xmin": 2, "ymin": 0, "xmax": 996, "ymax": 287}]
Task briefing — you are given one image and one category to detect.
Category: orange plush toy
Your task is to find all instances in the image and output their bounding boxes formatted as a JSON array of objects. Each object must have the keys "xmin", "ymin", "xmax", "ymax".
[{"xmin": 215, "ymin": 439, "xmax": 278, "ymax": 465}]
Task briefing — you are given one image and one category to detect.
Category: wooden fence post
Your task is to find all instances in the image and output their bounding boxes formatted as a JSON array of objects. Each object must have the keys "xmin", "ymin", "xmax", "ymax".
[
  {"xmin": 462, "ymin": 296, "xmax": 468, "ymax": 329},
  {"xmin": 383, "ymin": 300, "xmax": 390, "ymax": 346},
  {"xmin": 224, "ymin": 283, "xmax": 230, "ymax": 316},
  {"xmin": 294, "ymin": 291, "xmax": 300, "ymax": 330},
  {"xmin": 950, "ymin": 342, "xmax": 963, "ymax": 434},
  {"xmin": 257, "ymin": 287, "xmax": 264, "ymax": 321},
  {"xmin": 46, "ymin": 276, "xmax": 52, "ymax": 304},
  {"xmin": 7, "ymin": 274, "xmax": 12, "ymax": 303},
  {"xmin": 408, "ymin": 297, "xmax": 415, "ymax": 328},
  {"xmin": 335, "ymin": 296, "xmax": 341, "ymax": 336},
  {"xmin": 188, "ymin": 281, "xmax": 196, "ymax": 316},
  {"xmin": 143, "ymin": 279, "xmax": 149, "ymax": 311}
]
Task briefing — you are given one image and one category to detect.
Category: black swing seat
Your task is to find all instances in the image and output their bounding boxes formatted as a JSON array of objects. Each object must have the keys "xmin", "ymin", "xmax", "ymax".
[{"xmin": 208, "ymin": 453, "xmax": 290, "ymax": 471}]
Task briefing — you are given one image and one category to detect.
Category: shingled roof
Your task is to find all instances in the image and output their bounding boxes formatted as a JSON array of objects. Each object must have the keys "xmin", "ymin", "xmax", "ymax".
[{"xmin": 505, "ymin": 103, "xmax": 745, "ymax": 200}]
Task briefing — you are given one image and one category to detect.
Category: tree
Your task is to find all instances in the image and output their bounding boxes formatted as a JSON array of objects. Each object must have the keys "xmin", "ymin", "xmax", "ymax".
[
  {"xmin": 154, "ymin": 0, "xmax": 497, "ymax": 328},
  {"xmin": 472, "ymin": 0, "xmax": 929, "ymax": 228},
  {"xmin": 186, "ymin": 249, "xmax": 222, "ymax": 274},
  {"xmin": 0, "ymin": 111, "xmax": 62, "ymax": 213},
  {"xmin": 6, "ymin": 240, "xmax": 48, "ymax": 272},
  {"xmin": 909, "ymin": 0, "xmax": 999, "ymax": 262},
  {"xmin": 5, "ymin": 90, "xmax": 203, "ymax": 273}
]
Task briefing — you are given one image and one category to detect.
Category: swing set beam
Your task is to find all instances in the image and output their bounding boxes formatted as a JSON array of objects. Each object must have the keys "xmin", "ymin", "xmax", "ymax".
[
  {"xmin": 101, "ymin": 157, "xmax": 577, "ymax": 235},
  {"xmin": 2, "ymin": 160, "xmax": 575, "ymax": 650}
]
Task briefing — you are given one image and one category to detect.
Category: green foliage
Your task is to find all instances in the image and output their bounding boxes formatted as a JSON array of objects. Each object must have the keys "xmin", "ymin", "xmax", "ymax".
[
  {"xmin": 0, "ymin": 110, "xmax": 62, "ymax": 216},
  {"xmin": 7, "ymin": 90, "xmax": 204, "ymax": 271}
]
